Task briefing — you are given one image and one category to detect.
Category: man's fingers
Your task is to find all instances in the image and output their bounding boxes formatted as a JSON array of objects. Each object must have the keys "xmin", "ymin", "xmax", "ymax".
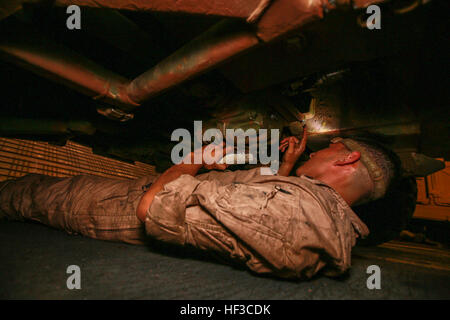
[
  {"xmin": 287, "ymin": 138, "xmax": 295, "ymax": 153},
  {"xmin": 280, "ymin": 136, "xmax": 301, "ymax": 153},
  {"xmin": 279, "ymin": 142, "xmax": 288, "ymax": 151},
  {"xmin": 280, "ymin": 140, "xmax": 289, "ymax": 146},
  {"xmin": 300, "ymin": 126, "xmax": 307, "ymax": 150},
  {"xmin": 291, "ymin": 136, "xmax": 300, "ymax": 144},
  {"xmin": 280, "ymin": 137, "xmax": 299, "ymax": 146}
]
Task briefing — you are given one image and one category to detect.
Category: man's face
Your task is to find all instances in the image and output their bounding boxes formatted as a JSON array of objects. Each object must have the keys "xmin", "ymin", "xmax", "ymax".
[{"xmin": 295, "ymin": 142, "xmax": 348, "ymax": 178}]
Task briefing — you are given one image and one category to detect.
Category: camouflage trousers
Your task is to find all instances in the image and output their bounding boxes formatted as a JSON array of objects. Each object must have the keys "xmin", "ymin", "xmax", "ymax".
[{"xmin": 0, "ymin": 174, "xmax": 158, "ymax": 245}]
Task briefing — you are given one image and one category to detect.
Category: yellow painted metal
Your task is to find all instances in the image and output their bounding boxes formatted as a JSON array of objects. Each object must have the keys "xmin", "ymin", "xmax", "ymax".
[
  {"xmin": 0, "ymin": 137, "xmax": 155, "ymax": 181},
  {"xmin": 413, "ymin": 159, "xmax": 450, "ymax": 221}
]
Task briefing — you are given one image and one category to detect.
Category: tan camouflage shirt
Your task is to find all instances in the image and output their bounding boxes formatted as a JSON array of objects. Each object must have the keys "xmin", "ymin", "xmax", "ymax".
[{"xmin": 145, "ymin": 168, "xmax": 369, "ymax": 279}]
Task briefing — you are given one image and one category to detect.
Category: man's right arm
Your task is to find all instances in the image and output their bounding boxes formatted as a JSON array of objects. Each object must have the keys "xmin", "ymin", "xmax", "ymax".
[
  {"xmin": 136, "ymin": 162, "xmax": 203, "ymax": 222},
  {"xmin": 136, "ymin": 143, "xmax": 230, "ymax": 222}
]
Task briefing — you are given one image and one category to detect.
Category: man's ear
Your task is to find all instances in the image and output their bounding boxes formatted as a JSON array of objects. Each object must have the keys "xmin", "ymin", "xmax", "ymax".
[{"xmin": 334, "ymin": 151, "xmax": 361, "ymax": 166}]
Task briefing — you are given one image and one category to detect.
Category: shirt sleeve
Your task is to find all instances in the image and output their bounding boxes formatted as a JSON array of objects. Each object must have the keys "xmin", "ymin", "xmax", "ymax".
[
  {"xmin": 145, "ymin": 173, "xmax": 348, "ymax": 279},
  {"xmin": 195, "ymin": 167, "xmax": 262, "ymax": 184},
  {"xmin": 144, "ymin": 174, "xmax": 201, "ymax": 246}
]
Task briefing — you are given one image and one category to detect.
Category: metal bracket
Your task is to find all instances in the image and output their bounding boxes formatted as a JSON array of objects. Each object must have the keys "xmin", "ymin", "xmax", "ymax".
[{"xmin": 96, "ymin": 107, "xmax": 134, "ymax": 122}]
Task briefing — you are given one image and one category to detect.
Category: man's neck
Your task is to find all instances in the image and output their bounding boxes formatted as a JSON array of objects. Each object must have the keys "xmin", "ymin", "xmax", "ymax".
[{"xmin": 317, "ymin": 175, "xmax": 361, "ymax": 207}]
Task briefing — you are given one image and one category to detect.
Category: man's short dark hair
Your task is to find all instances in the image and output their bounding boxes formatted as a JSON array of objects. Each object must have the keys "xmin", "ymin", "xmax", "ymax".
[
  {"xmin": 333, "ymin": 135, "xmax": 402, "ymax": 202},
  {"xmin": 350, "ymin": 137, "xmax": 402, "ymax": 194}
]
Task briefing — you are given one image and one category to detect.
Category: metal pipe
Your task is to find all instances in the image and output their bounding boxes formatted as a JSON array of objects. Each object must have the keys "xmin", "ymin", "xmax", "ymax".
[
  {"xmin": 0, "ymin": 30, "xmax": 137, "ymax": 111},
  {"xmin": 0, "ymin": 1, "xmax": 346, "ymax": 120},
  {"xmin": 0, "ymin": 19, "xmax": 259, "ymax": 119},
  {"xmin": 126, "ymin": 19, "xmax": 260, "ymax": 105}
]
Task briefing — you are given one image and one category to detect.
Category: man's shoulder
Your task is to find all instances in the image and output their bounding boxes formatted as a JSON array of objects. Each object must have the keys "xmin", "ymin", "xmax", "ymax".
[
  {"xmin": 196, "ymin": 167, "xmax": 262, "ymax": 184},
  {"xmin": 246, "ymin": 173, "xmax": 329, "ymax": 191},
  {"xmin": 250, "ymin": 174, "xmax": 370, "ymax": 238}
]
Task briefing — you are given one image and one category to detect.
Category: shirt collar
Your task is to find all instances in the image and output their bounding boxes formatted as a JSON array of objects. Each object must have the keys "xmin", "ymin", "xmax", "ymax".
[{"xmin": 299, "ymin": 175, "xmax": 370, "ymax": 238}]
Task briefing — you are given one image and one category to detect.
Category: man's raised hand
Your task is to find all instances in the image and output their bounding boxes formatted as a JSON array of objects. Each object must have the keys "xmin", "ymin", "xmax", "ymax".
[{"xmin": 279, "ymin": 126, "xmax": 307, "ymax": 165}]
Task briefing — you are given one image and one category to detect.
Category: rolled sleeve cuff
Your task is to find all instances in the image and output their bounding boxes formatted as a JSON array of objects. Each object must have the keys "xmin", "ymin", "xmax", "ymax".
[{"xmin": 144, "ymin": 174, "xmax": 201, "ymax": 245}]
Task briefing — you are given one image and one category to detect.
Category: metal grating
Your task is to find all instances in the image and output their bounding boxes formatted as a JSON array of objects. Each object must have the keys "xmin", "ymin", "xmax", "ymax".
[{"xmin": 0, "ymin": 137, "xmax": 156, "ymax": 181}]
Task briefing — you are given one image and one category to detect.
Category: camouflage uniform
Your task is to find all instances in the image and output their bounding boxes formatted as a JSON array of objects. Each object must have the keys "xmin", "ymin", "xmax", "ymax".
[{"xmin": 0, "ymin": 168, "xmax": 368, "ymax": 279}]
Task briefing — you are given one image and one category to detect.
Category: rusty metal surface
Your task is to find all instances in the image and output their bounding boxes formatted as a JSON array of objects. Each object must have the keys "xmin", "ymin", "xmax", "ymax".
[
  {"xmin": 397, "ymin": 153, "xmax": 445, "ymax": 177},
  {"xmin": 0, "ymin": 0, "xmax": 334, "ymax": 118},
  {"xmin": 0, "ymin": 0, "xmax": 339, "ymax": 118},
  {"xmin": 255, "ymin": 0, "xmax": 327, "ymax": 42},
  {"xmin": 0, "ymin": 0, "xmax": 410, "ymax": 123},
  {"xmin": 219, "ymin": 3, "xmax": 405, "ymax": 93},
  {"xmin": 0, "ymin": 19, "xmax": 259, "ymax": 115},
  {"xmin": 334, "ymin": 0, "xmax": 387, "ymax": 8},
  {"xmin": 52, "ymin": 0, "xmax": 264, "ymax": 18},
  {"xmin": 126, "ymin": 19, "xmax": 260, "ymax": 105},
  {"xmin": 303, "ymin": 82, "xmax": 422, "ymax": 152}
]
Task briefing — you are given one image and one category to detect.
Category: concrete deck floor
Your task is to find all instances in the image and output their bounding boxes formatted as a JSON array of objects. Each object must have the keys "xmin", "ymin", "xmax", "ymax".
[{"xmin": 0, "ymin": 221, "xmax": 449, "ymax": 300}]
